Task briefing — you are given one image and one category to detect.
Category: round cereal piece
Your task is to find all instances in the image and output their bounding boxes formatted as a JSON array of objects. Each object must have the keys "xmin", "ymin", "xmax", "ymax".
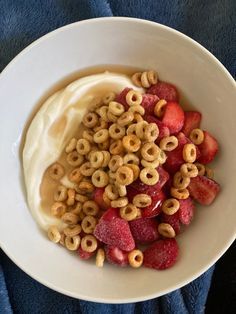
[
  {"xmin": 103, "ymin": 191, "xmax": 111, "ymax": 207},
  {"xmin": 116, "ymin": 166, "xmax": 134, "ymax": 185},
  {"xmin": 109, "ymin": 101, "xmax": 125, "ymax": 116},
  {"xmin": 143, "ymin": 123, "xmax": 159, "ymax": 142},
  {"xmin": 162, "ymin": 198, "xmax": 180, "ymax": 215},
  {"xmin": 135, "ymin": 121, "xmax": 148, "ymax": 139},
  {"xmin": 190, "ymin": 128, "xmax": 204, "ymax": 145},
  {"xmin": 158, "ymin": 150, "xmax": 167, "ymax": 164},
  {"xmin": 101, "ymin": 151, "xmax": 111, "ymax": 167},
  {"xmin": 59, "ymin": 233, "xmax": 65, "ymax": 246},
  {"xmin": 133, "ymin": 113, "xmax": 143, "ymax": 123},
  {"xmin": 81, "ymin": 235, "xmax": 98, "ymax": 253},
  {"xmin": 108, "ymin": 169, "xmax": 117, "ymax": 180},
  {"xmin": 105, "ymin": 184, "xmax": 119, "ymax": 200},
  {"xmin": 147, "ymin": 70, "xmax": 158, "ymax": 85},
  {"xmin": 75, "ymin": 194, "xmax": 89, "ymax": 203},
  {"xmin": 107, "ymin": 111, "xmax": 118, "ymax": 123},
  {"xmin": 96, "ymin": 248, "xmax": 105, "ymax": 267},
  {"xmin": 109, "ymin": 139, "xmax": 124, "ymax": 155},
  {"xmin": 92, "ymin": 169, "xmax": 109, "ymax": 187},
  {"xmin": 122, "ymin": 134, "xmax": 141, "ymax": 152},
  {"xmin": 82, "ymin": 130, "xmax": 94, "ymax": 143},
  {"xmin": 128, "ymin": 249, "xmax": 143, "ymax": 268},
  {"xmin": 141, "ymin": 71, "xmax": 151, "ymax": 88},
  {"xmin": 123, "ymin": 153, "xmax": 139, "ymax": 165},
  {"xmin": 48, "ymin": 162, "xmax": 65, "ymax": 180},
  {"xmin": 126, "ymin": 90, "xmax": 143, "ymax": 106},
  {"xmin": 89, "ymin": 96, "xmax": 103, "ymax": 111},
  {"xmin": 82, "ymin": 112, "xmax": 98, "ymax": 128},
  {"xmin": 54, "ymin": 185, "xmax": 67, "ymax": 202},
  {"xmin": 98, "ymin": 140, "xmax": 110, "ymax": 151},
  {"xmin": 131, "ymin": 72, "xmax": 142, "ymax": 87},
  {"xmin": 76, "ymin": 139, "xmax": 91, "ymax": 155},
  {"xmin": 194, "ymin": 162, "xmax": 206, "ymax": 176},
  {"xmin": 65, "ymin": 235, "xmax": 81, "ymax": 251},
  {"xmin": 94, "ymin": 118, "xmax": 109, "ymax": 132},
  {"xmin": 158, "ymin": 223, "xmax": 176, "ymax": 238},
  {"xmin": 78, "ymin": 180, "xmax": 95, "ymax": 194},
  {"xmin": 128, "ymin": 105, "xmax": 145, "ymax": 116},
  {"xmin": 80, "ymin": 162, "xmax": 95, "ymax": 176},
  {"xmin": 170, "ymin": 187, "xmax": 190, "ymax": 200},
  {"xmin": 115, "ymin": 183, "xmax": 127, "ymax": 197},
  {"xmin": 65, "ymin": 138, "xmax": 77, "ymax": 153},
  {"xmin": 111, "ymin": 197, "xmax": 128, "ymax": 208},
  {"xmin": 154, "ymin": 99, "xmax": 167, "ymax": 118},
  {"xmin": 63, "ymin": 224, "xmax": 82, "ymax": 237},
  {"xmin": 133, "ymin": 194, "xmax": 152, "ymax": 207},
  {"xmin": 108, "ymin": 155, "xmax": 123, "ymax": 171},
  {"xmin": 141, "ymin": 142, "xmax": 160, "ymax": 161},
  {"xmin": 103, "ymin": 91, "xmax": 116, "ymax": 104},
  {"xmin": 140, "ymin": 167, "xmax": 159, "ymax": 185},
  {"xmin": 173, "ymin": 171, "xmax": 190, "ymax": 189},
  {"xmin": 61, "ymin": 212, "xmax": 79, "ymax": 225},
  {"xmin": 159, "ymin": 136, "xmax": 178, "ymax": 152},
  {"xmin": 141, "ymin": 158, "xmax": 159, "ymax": 169},
  {"xmin": 70, "ymin": 202, "xmax": 83, "ymax": 215},
  {"xmin": 47, "ymin": 226, "xmax": 61, "ymax": 243},
  {"xmin": 117, "ymin": 111, "xmax": 134, "ymax": 127},
  {"xmin": 77, "ymin": 210, "xmax": 86, "ymax": 222},
  {"xmin": 126, "ymin": 124, "xmax": 136, "ymax": 136},
  {"xmin": 205, "ymin": 166, "xmax": 214, "ymax": 179},
  {"xmin": 81, "ymin": 215, "xmax": 97, "ymax": 234},
  {"xmin": 182, "ymin": 143, "xmax": 197, "ymax": 163},
  {"xmin": 109, "ymin": 123, "xmax": 126, "ymax": 140},
  {"xmin": 120, "ymin": 203, "xmax": 138, "ymax": 221},
  {"xmin": 96, "ymin": 106, "xmax": 109, "ymax": 122},
  {"xmin": 67, "ymin": 188, "xmax": 76, "ymax": 206},
  {"xmin": 90, "ymin": 151, "xmax": 104, "ymax": 168},
  {"xmin": 93, "ymin": 129, "xmax": 109, "ymax": 144},
  {"xmin": 127, "ymin": 164, "xmax": 140, "ymax": 181},
  {"xmin": 51, "ymin": 202, "xmax": 66, "ymax": 217},
  {"xmin": 180, "ymin": 163, "xmax": 198, "ymax": 178},
  {"xmin": 68, "ymin": 168, "xmax": 83, "ymax": 183},
  {"xmin": 66, "ymin": 151, "xmax": 84, "ymax": 167},
  {"xmin": 83, "ymin": 200, "xmax": 99, "ymax": 216}
]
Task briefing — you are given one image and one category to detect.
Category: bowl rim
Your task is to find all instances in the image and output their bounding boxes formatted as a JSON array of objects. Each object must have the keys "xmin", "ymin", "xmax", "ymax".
[{"xmin": 0, "ymin": 16, "xmax": 235, "ymax": 303}]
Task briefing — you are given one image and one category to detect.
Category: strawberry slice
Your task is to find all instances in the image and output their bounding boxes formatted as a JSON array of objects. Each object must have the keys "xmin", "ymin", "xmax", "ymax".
[
  {"xmin": 141, "ymin": 94, "xmax": 159, "ymax": 115},
  {"xmin": 115, "ymin": 87, "xmax": 131, "ymax": 110},
  {"xmin": 129, "ymin": 218, "xmax": 159, "ymax": 243},
  {"xmin": 197, "ymin": 131, "xmax": 219, "ymax": 164},
  {"xmin": 182, "ymin": 111, "xmax": 202, "ymax": 137},
  {"xmin": 93, "ymin": 188, "xmax": 109, "ymax": 210},
  {"xmin": 77, "ymin": 247, "xmax": 95, "ymax": 260},
  {"xmin": 145, "ymin": 115, "xmax": 170, "ymax": 141},
  {"xmin": 162, "ymin": 102, "xmax": 184, "ymax": 134},
  {"xmin": 188, "ymin": 175, "xmax": 220, "ymax": 205},
  {"xmin": 142, "ymin": 190, "xmax": 166, "ymax": 218},
  {"xmin": 178, "ymin": 198, "xmax": 195, "ymax": 225},
  {"xmin": 143, "ymin": 239, "xmax": 179, "ymax": 270},
  {"xmin": 94, "ymin": 208, "xmax": 135, "ymax": 251},
  {"xmin": 105, "ymin": 246, "xmax": 129, "ymax": 267},
  {"xmin": 160, "ymin": 212, "xmax": 181, "ymax": 234},
  {"xmin": 147, "ymin": 82, "xmax": 179, "ymax": 102}
]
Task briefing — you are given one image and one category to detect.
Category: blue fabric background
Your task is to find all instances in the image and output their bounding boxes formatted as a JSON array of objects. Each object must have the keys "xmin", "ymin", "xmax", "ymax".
[{"xmin": 0, "ymin": 1, "xmax": 235, "ymax": 313}]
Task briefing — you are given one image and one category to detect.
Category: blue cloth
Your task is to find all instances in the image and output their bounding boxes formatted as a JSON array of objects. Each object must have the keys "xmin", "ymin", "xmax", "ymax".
[{"xmin": 0, "ymin": 1, "xmax": 235, "ymax": 313}]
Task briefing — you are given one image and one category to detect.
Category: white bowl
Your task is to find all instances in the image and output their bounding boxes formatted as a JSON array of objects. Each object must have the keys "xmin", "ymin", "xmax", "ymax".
[{"xmin": 0, "ymin": 17, "xmax": 235, "ymax": 303}]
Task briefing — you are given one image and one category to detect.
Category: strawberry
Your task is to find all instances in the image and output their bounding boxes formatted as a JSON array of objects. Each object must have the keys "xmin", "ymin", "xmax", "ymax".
[
  {"xmin": 145, "ymin": 115, "xmax": 170, "ymax": 141},
  {"xmin": 77, "ymin": 247, "xmax": 95, "ymax": 260},
  {"xmin": 93, "ymin": 188, "xmax": 109, "ymax": 210},
  {"xmin": 115, "ymin": 87, "xmax": 130, "ymax": 110},
  {"xmin": 197, "ymin": 131, "xmax": 219, "ymax": 164},
  {"xmin": 188, "ymin": 175, "xmax": 220, "ymax": 205},
  {"xmin": 141, "ymin": 94, "xmax": 159, "ymax": 115},
  {"xmin": 182, "ymin": 111, "xmax": 202, "ymax": 137},
  {"xmin": 129, "ymin": 218, "xmax": 159, "ymax": 243},
  {"xmin": 160, "ymin": 212, "xmax": 181, "ymax": 234},
  {"xmin": 162, "ymin": 102, "xmax": 184, "ymax": 134},
  {"xmin": 143, "ymin": 239, "xmax": 179, "ymax": 270},
  {"xmin": 147, "ymin": 81, "xmax": 179, "ymax": 102},
  {"xmin": 141, "ymin": 190, "xmax": 166, "ymax": 218},
  {"xmin": 178, "ymin": 198, "xmax": 195, "ymax": 225},
  {"xmin": 94, "ymin": 208, "xmax": 135, "ymax": 251},
  {"xmin": 105, "ymin": 246, "xmax": 129, "ymax": 266}
]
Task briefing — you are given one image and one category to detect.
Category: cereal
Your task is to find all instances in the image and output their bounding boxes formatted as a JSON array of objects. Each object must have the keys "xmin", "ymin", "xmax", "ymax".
[
  {"xmin": 126, "ymin": 123, "xmax": 137, "ymax": 136},
  {"xmin": 65, "ymin": 235, "xmax": 81, "ymax": 251},
  {"xmin": 103, "ymin": 91, "xmax": 116, "ymax": 104},
  {"xmin": 101, "ymin": 151, "xmax": 111, "ymax": 167},
  {"xmin": 103, "ymin": 192, "xmax": 111, "ymax": 207},
  {"xmin": 75, "ymin": 194, "xmax": 89, "ymax": 203},
  {"xmin": 107, "ymin": 111, "xmax": 118, "ymax": 123},
  {"xmin": 105, "ymin": 184, "xmax": 119, "ymax": 200},
  {"xmin": 70, "ymin": 202, "xmax": 82, "ymax": 215},
  {"xmin": 67, "ymin": 188, "xmax": 76, "ymax": 206},
  {"xmin": 80, "ymin": 162, "xmax": 95, "ymax": 176},
  {"xmin": 81, "ymin": 215, "xmax": 97, "ymax": 234},
  {"xmin": 51, "ymin": 202, "xmax": 66, "ymax": 217},
  {"xmin": 158, "ymin": 223, "xmax": 176, "ymax": 238},
  {"xmin": 141, "ymin": 158, "xmax": 159, "ymax": 169},
  {"xmin": 170, "ymin": 187, "xmax": 190, "ymax": 200},
  {"xmin": 96, "ymin": 106, "xmax": 109, "ymax": 122},
  {"xmin": 109, "ymin": 139, "xmax": 124, "ymax": 155},
  {"xmin": 83, "ymin": 200, "xmax": 99, "ymax": 216},
  {"xmin": 90, "ymin": 151, "xmax": 104, "ymax": 168},
  {"xmin": 128, "ymin": 105, "xmax": 145, "ymax": 115},
  {"xmin": 131, "ymin": 72, "xmax": 142, "ymax": 87},
  {"xmin": 92, "ymin": 169, "xmax": 109, "ymax": 187},
  {"xmin": 68, "ymin": 167, "xmax": 83, "ymax": 183},
  {"xmin": 141, "ymin": 142, "xmax": 160, "ymax": 161},
  {"xmin": 65, "ymin": 138, "xmax": 77, "ymax": 153},
  {"xmin": 109, "ymin": 123, "xmax": 126, "ymax": 140},
  {"xmin": 120, "ymin": 204, "xmax": 138, "ymax": 221},
  {"xmin": 122, "ymin": 134, "xmax": 141, "ymax": 152},
  {"xmin": 127, "ymin": 164, "xmax": 140, "ymax": 181},
  {"xmin": 61, "ymin": 212, "xmax": 79, "ymax": 225},
  {"xmin": 173, "ymin": 171, "xmax": 190, "ymax": 189},
  {"xmin": 140, "ymin": 167, "xmax": 159, "ymax": 185},
  {"xmin": 147, "ymin": 70, "xmax": 158, "ymax": 85},
  {"xmin": 182, "ymin": 143, "xmax": 197, "ymax": 163},
  {"xmin": 133, "ymin": 194, "xmax": 152, "ymax": 207},
  {"xmin": 81, "ymin": 235, "xmax": 98, "ymax": 253},
  {"xmin": 48, "ymin": 162, "xmax": 65, "ymax": 180},
  {"xmin": 67, "ymin": 151, "xmax": 84, "ymax": 167},
  {"xmin": 108, "ymin": 155, "xmax": 123, "ymax": 171},
  {"xmin": 94, "ymin": 118, "xmax": 109, "ymax": 131},
  {"xmin": 63, "ymin": 224, "xmax": 82, "ymax": 237},
  {"xmin": 123, "ymin": 153, "xmax": 139, "ymax": 165},
  {"xmin": 143, "ymin": 123, "xmax": 159, "ymax": 142},
  {"xmin": 98, "ymin": 140, "xmax": 110, "ymax": 151},
  {"xmin": 194, "ymin": 162, "xmax": 206, "ymax": 176},
  {"xmin": 54, "ymin": 185, "xmax": 67, "ymax": 202},
  {"xmin": 128, "ymin": 249, "xmax": 143, "ymax": 268},
  {"xmin": 162, "ymin": 198, "xmax": 180, "ymax": 215},
  {"xmin": 48, "ymin": 226, "xmax": 61, "ymax": 243},
  {"xmin": 154, "ymin": 99, "xmax": 167, "ymax": 118},
  {"xmin": 126, "ymin": 90, "xmax": 142, "ymax": 106},
  {"xmin": 133, "ymin": 113, "xmax": 143, "ymax": 123},
  {"xmin": 205, "ymin": 166, "xmax": 214, "ymax": 179},
  {"xmin": 82, "ymin": 130, "xmax": 94, "ymax": 143},
  {"xmin": 190, "ymin": 128, "xmax": 204, "ymax": 145},
  {"xmin": 93, "ymin": 129, "xmax": 109, "ymax": 143},
  {"xmin": 96, "ymin": 248, "xmax": 105, "ymax": 267},
  {"xmin": 116, "ymin": 166, "xmax": 134, "ymax": 185},
  {"xmin": 109, "ymin": 101, "xmax": 125, "ymax": 116},
  {"xmin": 76, "ymin": 139, "xmax": 91, "ymax": 155},
  {"xmin": 159, "ymin": 136, "xmax": 178, "ymax": 152},
  {"xmin": 111, "ymin": 197, "xmax": 128, "ymax": 208},
  {"xmin": 115, "ymin": 183, "xmax": 127, "ymax": 197},
  {"xmin": 77, "ymin": 181, "xmax": 95, "ymax": 194},
  {"xmin": 83, "ymin": 112, "xmax": 98, "ymax": 128},
  {"xmin": 180, "ymin": 163, "xmax": 198, "ymax": 178},
  {"xmin": 117, "ymin": 111, "xmax": 134, "ymax": 127},
  {"xmin": 140, "ymin": 71, "xmax": 151, "ymax": 88},
  {"xmin": 135, "ymin": 121, "xmax": 148, "ymax": 139},
  {"xmin": 158, "ymin": 150, "xmax": 167, "ymax": 164}
]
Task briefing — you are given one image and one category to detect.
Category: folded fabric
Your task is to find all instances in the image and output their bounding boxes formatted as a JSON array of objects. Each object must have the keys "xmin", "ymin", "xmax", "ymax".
[{"xmin": 0, "ymin": 0, "xmax": 235, "ymax": 313}]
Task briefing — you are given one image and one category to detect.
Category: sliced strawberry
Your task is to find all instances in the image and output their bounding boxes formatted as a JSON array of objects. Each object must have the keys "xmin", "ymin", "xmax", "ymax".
[
  {"xmin": 178, "ymin": 198, "xmax": 195, "ymax": 225},
  {"xmin": 115, "ymin": 87, "xmax": 130, "ymax": 110},
  {"xmin": 160, "ymin": 212, "xmax": 181, "ymax": 234},
  {"xmin": 94, "ymin": 209, "xmax": 135, "ymax": 251},
  {"xmin": 162, "ymin": 102, "xmax": 184, "ymax": 134},
  {"xmin": 105, "ymin": 246, "xmax": 129, "ymax": 267},
  {"xmin": 77, "ymin": 247, "xmax": 95, "ymax": 260},
  {"xmin": 147, "ymin": 82, "xmax": 179, "ymax": 102},
  {"xmin": 93, "ymin": 188, "xmax": 109, "ymax": 211},
  {"xmin": 197, "ymin": 131, "xmax": 219, "ymax": 164},
  {"xmin": 143, "ymin": 239, "xmax": 179, "ymax": 270},
  {"xmin": 145, "ymin": 115, "xmax": 170, "ymax": 141},
  {"xmin": 188, "ymin": 175, "xmax": 220, "ymax": 205},
  {"xmin": 129, "ymin": 218, "xmax": 159, "ymax": 243},
  {"xmin": 182, "ymin": 111, "xmax": 202, "ymax": 137},
  {"xmin": 141, "ymin": 94, "xmax": 159, "ymax": 115},
  {"xmin": 141, "ymin": 190, "xmax": 166, "ymax": 218}
]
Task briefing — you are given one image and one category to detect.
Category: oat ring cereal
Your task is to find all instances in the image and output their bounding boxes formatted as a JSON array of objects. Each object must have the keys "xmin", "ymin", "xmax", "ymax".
[
  {"xmin": 51, "ymin": 202, "xmax": 66, "ymax": 217},
  {"xmin": 141, "ymin": 142, "xmax": 160, "ymax": 161},
  {"xmin": 68, "ymin": 168, "xmax": 83, "ymax": 183},
  {"xmin": 83, "ymin": 200, "xmax": 99, "ymax": 216},
  {"xmin": 103, "ymin": 91, "xmax": 116, "ymax": 104},
  {"xmin": 126, "ymin": 90, "xmax": 143, "ymax": 106},
  {"xmin": 205, "ymin": 166, "xmax": 214, "ymax": 179},
  {"xmin": 170, "ymin": 187, "xmax": 190, "ymax": 200},
  {"xmin": 111, "ymin": 197, "xmax": 129, "ymax": 208},
  {"xmin": 63, "ymin": 224, "xmax": 82, "ymax": 237},
  {"xmin": 54, "ymin": 185, "xmax": 68, "ymax": 202},
  {"xmin": 133, "ymin": 113, "xmax": 143, "ymax": 123},
  {"xmin": 117, "ymin": 111, "xmax": 134, "ymax": 127},
  {"xmin": 96, "ymin": 248, "xmax": 105, "ymax": 268},
  {"xmin": 180, "ymin": 163, "xmax": 198, "ymax": 178},
  {"xmin": 159, "ymin": 136, "xmax": 178, "ymax": 152},
  {"xmin": 109, "ymin": 139, "xmax": 124, "ymax": 155},
  {"xmin": 122, "ymin": 134, "xmax": 141, "ymax": 152},
  {"xmin": 80, "ymin": 162, "xmax": 95, "ymax": 176},
  {"xmin": 128, "ymin": 105, "xmax": 145, "ymax": 116},
  {"xmin": 61, "ymin": 212, "xmax": 79, "ymax": 225},
  {"xmin": 107, "ymin": 111, "xmax": 118, "ymax": 123},
  {"xmin": 82, "ymin": 112, "xmax": 98, "ymax": 128},
  {"xmin": 89, "ymin": 151, "xmax": 104, "ymax": 168},
  {"xmin": 128, "ymin": 249, "xmax": 144, "ymax": 268},
  {"xmin": 162, "ymin": 198, "xmax": 180, "ymax": 215},
  {"xmin": 131, "ymin": 72, "xmax": 142, "ymax": 87},
  {"xmin": 120, "ymin": 204, "xmax": 138, "ymax": 221},
  {"xmin": 94, "ymin": 118, "xmax": 109, "ymax": 131},
  {"xmin": 140, "ymin": 167, "xmax": 159, "ymax": 185},
  {"xmin": 115, "ymin": 183, "xmax": 127, "ymax": 197},
  {"xmin": 91, "ymin": 169, "xmax": 109, "ymax": 187},
  {"xmin": 65, "ymin": 235, "xmax": 81, "ymax": 251},
  {"xmin": 109, "ymin": 101, "xmax": 125, "ymax": 116},
  {"xmin": 108, "ymin": 155, "xmax": 123, "ymax": 171},
  {"xmin": 76, "ymin": 139, "xmax": 91, "ymax": 155},
  {"xmin": 158, "ymin": 150, "xmax": 167, "ymax": 164},
  {"xmin": 65, "ymin": 138, "xmax": 77, "ymax": 153},
  {"xmin": 140, "ymin": 71, "xmax": 151, "ymax": 88},
  {"xmin": 48, "ymin": 162, "xmax": 65, "ymax": 180},
  {"xmin": 81, "ymin": 235, "xmax": 98, "ymax": 253},
  {"xmin": 154, "ymin": 99, "xmax": 167, "ymax": 118},
  {"xmin": 109, "ymin": 123, "xmax": 126, "ymax": 140},
  {"xmin": 67, "ymin": 151, "xmax": 84, "ymax": 167},
  {"xmin": 194, "ymin": 162, "xmax": 206, "ymax": 176},
  {"xmin": 126, "ymin": 123, "xmax": 137, "ymax": 136},
  {"xmin": 141, "ymin": 158, "xmax": 159, "ymax": 169},
  {"xmin": 82, "ymin": 129, "xmax": 94, "ymax": 143},
  {"xmin": 158, "ymin": 223, "xmax": 176, "ymax": 238},
  {"xmin": 143, "ymin": 123, "xmax": 159, "ymax": 142},
  {"xmin": 93, "ymin": 129, "xmax": 109, "ymax": 143},
  {"xmin": 47, "ymin": 226, "xmax": 61, "ymax": 243},
  {"xmin": 133, "ymin": 194, "xmax": 152, "ymax": 208},
  {"xmin": 105, "ymin": 184, "xmax": 119, "ymax": 200},
  {"xmin": 78, "ymin": 181, "xmax": 95, "ymax": 194},
  {"xmin": 81, "ymin": 215, "xmax": 97, "ymax": 234},
  {"xmin": 116, "ymin": 165, "xmax": 134, "ymax": 185},
  {"xmin": 101, "ymin": 151, "xmax": 111, "ymax": 167},
  {"xmin": 182, "ymin": 143, "xmax": 197, "ymax": 163},
  {"xmin": 71, "ymin": 202, "xmax": 83, "ymax": 215},
  {"xmin": 67, "ymin": 188, "xmax": 76, "ymax": 206},
  {"xmin": 173, "ymin": 171, "xmax": 190, "ymax": 189},
  {"xmin": 96, "ymin": 106, "xmax": 109, "ymax": 122},
  {"xmin": 190, "ymin": 128, "xmax": 204, "ymax": 145},
  {"xmin": 123, "ymin": 153, "xmax": 139, "ymax": 166},
  {"xmin": 135, "ymin": 121, "xmax": 148, "ymax": 139}
]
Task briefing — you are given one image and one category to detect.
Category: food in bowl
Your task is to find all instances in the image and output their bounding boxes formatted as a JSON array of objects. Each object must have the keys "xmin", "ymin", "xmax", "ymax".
[{"xmin": 23, "ymin": 69, "xmax": 220, "ymax": 271}]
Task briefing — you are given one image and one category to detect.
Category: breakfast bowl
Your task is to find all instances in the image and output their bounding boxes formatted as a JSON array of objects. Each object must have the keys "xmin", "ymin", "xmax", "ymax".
[{"xmin": 0, "ymin": 17, "xmax": 235, "ymax": 303}]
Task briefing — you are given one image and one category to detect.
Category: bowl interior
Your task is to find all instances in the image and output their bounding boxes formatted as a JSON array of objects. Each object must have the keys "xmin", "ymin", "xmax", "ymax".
[{"xmin": 0, "ymin": 18, "xmax": 235, "ymax": 303}]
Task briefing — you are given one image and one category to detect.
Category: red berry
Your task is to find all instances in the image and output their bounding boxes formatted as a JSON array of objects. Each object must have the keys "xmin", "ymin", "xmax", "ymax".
[
  {"xmin": 178, "ymin": 198, "xmax": 195, "ymax": 225},
  {"xmin": 100, "ymin": 207, "xmax": 119, "ymax": 222},
  {"xmin": 77, "ymin": 247, "xmax": 95, "ymax": 260},
  {"xmin": 129, "ymin": 218, "xmax": 159, "ymax": 243},
  {"xmin": 115, "ymin": 88, "xmax": 131, "ymax": 110},
  {"xmin": 93, "ymin": 188, "xmax": 109, "ymax": 211},
  {"xmin": 143, "ymin": 239, "xmax": 179, "ymax": 270},
  {"xmin": 188, "ymin": 175, "xmax": 220, "ymax": 205},
  {"xmin": 182, "ymin": 111, "xmax": 202, "ymax": 137},
  {"xmin": 145, "ymin": 115, "xmax": 170, "ymax": 141},
  {"xmin": 141, "ymin": 94, "xmax": 159, "ymax": 115},
  {"xmin": 162, "ymin": 102, "xmax": 184, "ymax": 134},
  {"xmin": 160, "ymin": 212, "xmax": 181, "ymax": 234},
  {"xmin": 105, "ymin": 246, "xmax": 129, "ymax": 266},
  {"xmin": 197, "ymin": 131, "xmax": 219, "ymax": 164},
  {"xmin": 141, "ymin": 190, "xmax": 166, "ymax": 218},
  {"xmin": 147, "ymin": 82, "xmax": 179, "ymax": 102}
]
